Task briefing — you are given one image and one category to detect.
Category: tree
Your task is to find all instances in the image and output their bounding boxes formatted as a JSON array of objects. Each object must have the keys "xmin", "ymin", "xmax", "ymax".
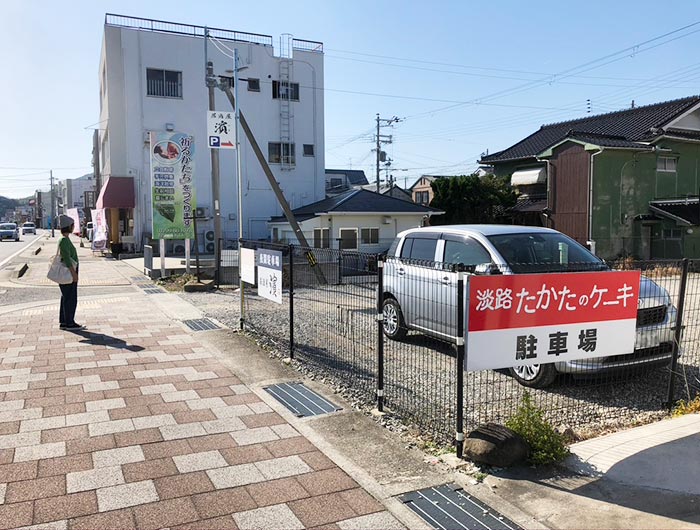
[{"xmin": 429, "ymin": 173, "xmax": 515, "ymax": 225}]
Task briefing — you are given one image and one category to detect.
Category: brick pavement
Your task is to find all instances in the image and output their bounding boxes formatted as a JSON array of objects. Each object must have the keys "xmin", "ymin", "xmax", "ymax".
[{"xmin": 0, "ymin": 250, "xmax": 404, "ymax": 529}]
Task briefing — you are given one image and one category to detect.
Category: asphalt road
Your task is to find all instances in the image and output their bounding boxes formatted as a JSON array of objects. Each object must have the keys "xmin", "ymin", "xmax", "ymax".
[{"xmin": 0, "ymin": 228, "xmax": 45, "ymax": 268}]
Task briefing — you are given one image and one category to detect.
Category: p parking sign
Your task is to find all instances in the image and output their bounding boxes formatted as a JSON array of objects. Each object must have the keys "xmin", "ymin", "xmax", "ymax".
[{"xmin": 206, "ymin": 111, "xmax": 235, "ymax": 149}]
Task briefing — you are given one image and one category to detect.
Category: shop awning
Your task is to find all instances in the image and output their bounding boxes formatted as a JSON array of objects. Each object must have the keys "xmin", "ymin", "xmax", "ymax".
[
  {"xmin": 649, "ymin": 198, "xmax": 700, "ymax": 226},
  {"xmin": 96, "ymin": 177, "xmax": 135, "ymax": 209}
]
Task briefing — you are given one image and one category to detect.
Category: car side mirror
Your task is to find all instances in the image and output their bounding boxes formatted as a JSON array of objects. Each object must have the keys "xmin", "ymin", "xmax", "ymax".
[{"xmin": 474, "ymin": 263, "xmax": 502, "ymax": 275}]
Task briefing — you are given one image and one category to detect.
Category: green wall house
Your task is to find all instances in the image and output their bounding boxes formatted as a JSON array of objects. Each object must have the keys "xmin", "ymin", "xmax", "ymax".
[{"xmin": 480, "ymin": 96, "xmax": 700, "ymax": 260}]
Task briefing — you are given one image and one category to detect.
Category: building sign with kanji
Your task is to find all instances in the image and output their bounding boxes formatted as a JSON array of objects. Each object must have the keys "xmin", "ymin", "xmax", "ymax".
[
  {"xmin": 257, "ymin": 248, "xmax": 282, "ymax": 304},
  {"xmin": 466, "ymin": 271, "xmax": 641, "ymax": 371},
  {"xmin": 206, "ymin": 111, "xmax": 235, "ymax": 149}
]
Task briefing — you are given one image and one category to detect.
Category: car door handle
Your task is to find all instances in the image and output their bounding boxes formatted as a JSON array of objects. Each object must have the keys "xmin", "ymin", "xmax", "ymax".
[
  {"xmin": 440, "ymin": 276, "xmax": 451, "ymax": 285},
  {"xmin": 397, "ymin": 268, "xmax": 406, "ymax": 276}
]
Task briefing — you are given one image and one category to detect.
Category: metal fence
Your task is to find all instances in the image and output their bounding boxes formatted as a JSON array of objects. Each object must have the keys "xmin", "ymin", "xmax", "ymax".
[{"xmin": 232, "ymin": 240, "xmax": 700, "ymax": 450}]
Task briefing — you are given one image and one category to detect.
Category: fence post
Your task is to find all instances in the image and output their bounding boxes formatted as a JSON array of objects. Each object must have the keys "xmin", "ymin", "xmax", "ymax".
[
  {"xmin": 289, "ymin": 244, "xmax": 295, "ymax": 360},
  {"xmin": 338, "ymin": 248, "xmax": 343, "ymax": 285},
  {"xmin": 376, "ymin": 258, "xmax": 385, "ymax": 412},
  {"xmin": 667, "ymin": 258, "xmax": 689, "ymax": 410},
  {"xmin": 455, "ymin": 268, "xmax": 465, "ymax": 459}
]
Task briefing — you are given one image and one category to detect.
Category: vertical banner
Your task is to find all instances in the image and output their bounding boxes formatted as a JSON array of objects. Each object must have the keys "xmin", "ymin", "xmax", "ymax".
[
  {"xmin": 90, "ymin": 208, "xmax": 108, "ymax": 251},
  {"xmin": 150, "ymin": 131, "xmax": 196, "ymax": 239},
  {"xmin": 66, "ymin": 208, "xmax": 81, "ymax": 235},
  {"xmin": 257, "ymin": 248, "xmax": 283, "ymax": 304}
]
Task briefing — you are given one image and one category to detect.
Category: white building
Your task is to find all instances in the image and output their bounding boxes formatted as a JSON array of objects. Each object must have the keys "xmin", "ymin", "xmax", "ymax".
[
  {"xmin": 98, "ymin": 14, "xmax": 325, "ymax": 250},
  {"xmin": 58, "ymin": 173, "xmax": 96, "ymax": 213}
]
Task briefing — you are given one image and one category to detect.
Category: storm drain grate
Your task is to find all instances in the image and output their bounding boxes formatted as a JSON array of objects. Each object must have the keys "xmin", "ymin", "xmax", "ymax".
[
  {"xmin": 183, "ymin": 318, "xmax": 221, "ymax": 331},
  {"xmin": 264, "ymin": 382, "xmax": 341, "ymax": 417},
  {"xmin": 399, "ymin": 484, "xmax": 522, "ymax": 530},
  {"xmin": 143, "ymin": 288, "xmax": 165, "ymax": 294}
]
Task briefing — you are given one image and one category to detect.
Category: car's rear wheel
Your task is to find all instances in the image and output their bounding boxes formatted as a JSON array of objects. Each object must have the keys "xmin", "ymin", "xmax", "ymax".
[
  {"xmin": 509, "ymin": 363, "xmax": 557, "ymax": 388},
  {"xmin": 382, "ymin": 297, "xmax": 407, "ymax": 340}
]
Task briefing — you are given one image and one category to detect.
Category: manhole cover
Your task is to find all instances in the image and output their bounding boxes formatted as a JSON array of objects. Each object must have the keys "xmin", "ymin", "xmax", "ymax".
[
  {"xmin": 264, "ymin": 382, "xmax": 341, "ymax": 417},
  {"xmin": 400, "ymin": 484, "xmax": 522, "ymax": 530}
]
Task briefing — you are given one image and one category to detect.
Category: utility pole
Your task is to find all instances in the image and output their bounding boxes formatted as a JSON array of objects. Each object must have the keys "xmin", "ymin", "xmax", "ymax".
[
  {"xmin": 50, "ymin": 170, "xmax": 55, "ymax": 238},
  {"xmin": 375, "ymin": 114, "xmax": 400, "ymax": 192}
]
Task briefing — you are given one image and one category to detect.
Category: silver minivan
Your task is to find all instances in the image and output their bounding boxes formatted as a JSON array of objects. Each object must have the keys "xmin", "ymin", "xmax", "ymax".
[{"xmin": 382, "ymin": 225, "xmax": 677, "ymax": 388}]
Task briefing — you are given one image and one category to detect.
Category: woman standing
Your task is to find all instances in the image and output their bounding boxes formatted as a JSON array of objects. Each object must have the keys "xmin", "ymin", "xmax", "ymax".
[{"xmin": 57, "ymin": 215, "xmax": 84, "ymax": 330}]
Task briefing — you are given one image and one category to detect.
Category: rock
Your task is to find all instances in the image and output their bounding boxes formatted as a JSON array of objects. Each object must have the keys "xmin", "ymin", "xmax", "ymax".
[{"xmin": 462, "ymin": 423, "xmax": 529, "ymax": 467}]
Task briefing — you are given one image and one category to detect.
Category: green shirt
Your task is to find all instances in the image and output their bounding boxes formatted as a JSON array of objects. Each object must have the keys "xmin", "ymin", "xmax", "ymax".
[{"xmin": 59, "ymin": 236, "xmax": 78, "ymax": 269}]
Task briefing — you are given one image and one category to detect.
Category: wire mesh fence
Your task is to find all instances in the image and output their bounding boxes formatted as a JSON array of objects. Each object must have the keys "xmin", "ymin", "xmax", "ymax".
[{"xmin": 233, "ymin": 239, "xmax": 697, "ymax": 446}]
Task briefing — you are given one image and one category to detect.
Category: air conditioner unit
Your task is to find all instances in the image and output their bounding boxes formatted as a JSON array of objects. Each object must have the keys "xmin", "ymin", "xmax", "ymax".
[
  {"xmin": 383, "ymin": 216, "xmax": 392, "ymax": 224},
  {"xmin": 173, "ymin": 243, "xmax": 186, "ymax": 254},
  {"xmin": 205, "ymin": 230, "xmax": 215, "ymax": 242},
  {"xmin": 205, "ymin": 242, "xmax": 216, "ymax": 253},
  {"xmin": 195, "ymin": 206, "xmax": 210, "ymax": 219}
]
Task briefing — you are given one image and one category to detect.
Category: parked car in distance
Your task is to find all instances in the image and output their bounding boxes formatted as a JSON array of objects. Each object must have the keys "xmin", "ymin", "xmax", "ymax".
[
  {"xmin": 0, "ymin": 223, "xmax": 20, "ymax": 242},
  {"xmin": 21, "ymin": 222, "xmax": 36, "ymax": 235},
  {"xmin": 382, "ymin": 225, "xmax": 677, "ymax": 388}
]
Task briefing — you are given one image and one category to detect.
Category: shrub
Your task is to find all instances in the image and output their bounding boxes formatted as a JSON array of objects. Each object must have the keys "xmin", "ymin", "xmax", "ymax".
[
  {"xmin": 672, "ymin": 395, "xmax": 700, "ymax": 417},
  {"xmin": 505, "ymin": 392, "xmax": 569, "ymax": 465}
]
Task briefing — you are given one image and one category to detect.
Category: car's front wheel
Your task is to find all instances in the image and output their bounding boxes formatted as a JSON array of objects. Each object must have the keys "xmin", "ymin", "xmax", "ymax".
[
  {"xmin": 382, "ymin": 297, "xmax": 407, "ymax": 340},
  {"xmin": 509, "ymin": 363, "xmax": 557, "ymax": 388}
]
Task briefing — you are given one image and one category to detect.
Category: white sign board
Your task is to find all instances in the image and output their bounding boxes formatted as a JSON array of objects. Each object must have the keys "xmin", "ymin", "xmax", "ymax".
[
  {"xmin": 207, "ymin": 111, "xmax": 235, "ymax": 149},
  {"xmin": 466, "ymin": 271, "xmax": 641, "ymax": 372},
  {"xmin": 240, "ymin": 248, "xmax": 256, "ymax": 285},
  {"xmin": 257, "ymin": 248, "xmax": 283, "ymax": 304}
]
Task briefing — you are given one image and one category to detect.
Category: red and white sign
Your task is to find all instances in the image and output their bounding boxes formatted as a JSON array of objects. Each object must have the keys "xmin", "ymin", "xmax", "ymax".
[{"xmin": 466, "ymin": 271, "xmax": 641, "ymax": 371}]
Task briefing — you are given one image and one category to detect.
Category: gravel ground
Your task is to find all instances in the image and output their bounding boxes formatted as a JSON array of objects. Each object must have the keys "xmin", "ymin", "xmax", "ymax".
[{"xmin": 181, "ymin": 277, "xmax": 700, "ymax": 446}]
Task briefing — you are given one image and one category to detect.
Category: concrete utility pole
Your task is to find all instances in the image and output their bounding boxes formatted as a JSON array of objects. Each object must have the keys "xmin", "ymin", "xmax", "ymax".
[
  {"xmin": 206, "ymin": 59, "xmax": 222, "ymax": 257},
  {"xmin": 375, "ymin": 114, "xmax": 400, "ymax": 193},
  {"xmin": 220, "ymin": 85, "xmax": 327, "ymax": 285},
  {"xmin": 50, "ymin": 170, "xmax": 55, "ymax": 238}
]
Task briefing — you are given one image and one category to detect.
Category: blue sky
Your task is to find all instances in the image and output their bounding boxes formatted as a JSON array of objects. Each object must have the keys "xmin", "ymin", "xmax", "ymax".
[{"xmin": 1, "ymin": 0, "xmax": 699, "ymax": 198}]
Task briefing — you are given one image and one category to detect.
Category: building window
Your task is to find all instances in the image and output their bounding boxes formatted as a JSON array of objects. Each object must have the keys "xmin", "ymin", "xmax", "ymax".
[
  {"xmin": 303, "ymin": 144, "xmax": 315, "ymax": 157},
  {"xmin": 657, "ymin": 157, "xmax": 677, "ymax": 172},
  {"xmin": 146, "ymin": 68, "xmax": 182, "ymax": 98},
  {"xmin": 329, "ymin": 177, "xmax": 343, "ymax": 189},
  {"xmin": 268, "ymin": 142, "xmax": 295, "ymax": 165},
  {"xmin": 414, "ymin": 191, "xmax": 430, "ymax": 205},
  {"xmin": 663, "ymin": 228, "xmax": 682, "ymax": 239},
  {"xmin": 272, "ymin": 80, "xmax": 299, "ymax": 101},
  {"xmin": 360, "ymin": 227, "xmax": 379, "ymax": 245},
  {"xmin": 247, "ymin": 78, "xmax": 260, "ymax": 92},
  {"xmin": 313, "ymin": 228, "xmax": 329, "ymax": 248},
  {"xmin": 339, "ymin": 228, "xmax": 358, "ymax": 250}
]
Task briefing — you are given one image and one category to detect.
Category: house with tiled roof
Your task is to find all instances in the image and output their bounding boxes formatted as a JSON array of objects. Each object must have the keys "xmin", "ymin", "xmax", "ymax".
[
  {"xmin": 268, "ymin": 188, "xmax": 442, "ymax": 252},
  {"xmin": 480, "ymin": 95, "xmax": 700, "ymax": 259}
]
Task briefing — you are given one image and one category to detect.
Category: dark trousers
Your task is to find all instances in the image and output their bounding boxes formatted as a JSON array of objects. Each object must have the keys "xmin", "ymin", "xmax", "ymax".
[{"xmin": 59, "ymin": 281, "xmax": 78, "ymax": 326}]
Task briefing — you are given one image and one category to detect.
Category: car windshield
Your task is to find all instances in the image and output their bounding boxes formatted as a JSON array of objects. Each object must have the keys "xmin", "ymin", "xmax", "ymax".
[
  {"xmin": 487, "ymin": 232, "xmax": 607, "ymax": 273},
  {"xmin": 23, "ymin": 223, "xmax": 34, "ymax": 227},
  {"xmin": 0, "ymin": 224, "xmax": 16, "ymax": 230}
]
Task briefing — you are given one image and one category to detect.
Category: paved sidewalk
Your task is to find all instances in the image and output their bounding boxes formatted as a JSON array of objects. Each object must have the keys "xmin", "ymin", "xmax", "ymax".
[{"xmin": 0, "ymin": 242, "xmax": 404, "ymax": 529}]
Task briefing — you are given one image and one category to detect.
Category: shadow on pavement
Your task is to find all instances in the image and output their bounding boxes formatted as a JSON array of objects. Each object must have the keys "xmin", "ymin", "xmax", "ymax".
[
  {"xmin": 67, "ymin": 329, "xmax": 145, "ymax": 352},
  {"xmin": 493, "ymin": 435, "xmax": 700, "ymax": 525}
]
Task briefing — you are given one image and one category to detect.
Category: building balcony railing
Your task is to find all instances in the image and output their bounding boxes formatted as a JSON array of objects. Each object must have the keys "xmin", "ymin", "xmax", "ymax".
[
  {"xmin": 105, "ymin": 14, "xmax": 324, "ymax": 53},
  {"xmin": 105, "ymin": 13, "xmax": 274, "ymax": 47}
]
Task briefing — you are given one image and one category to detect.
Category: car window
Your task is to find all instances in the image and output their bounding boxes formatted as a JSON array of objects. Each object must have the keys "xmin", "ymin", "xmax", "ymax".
[
  {"xmin": 443, "ymin": 239, "xmax": 491, "ymax": 266},
  {"xmin": 0, "ymin": 224, "xmax": 15, "ymax": 230},
  {"xmin": 487, "ymin": 232, "xmax": 605, "ymax": 273},
  {"xmin": 399, "ymin": 238, "xmax": 413, "ymax": 259},
  {"xmin": 408, "ymin": 238, "xmax": 438, "ymax": 261}
]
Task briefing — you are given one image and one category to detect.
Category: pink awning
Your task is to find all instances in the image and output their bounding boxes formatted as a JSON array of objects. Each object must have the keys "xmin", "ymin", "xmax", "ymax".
[{"xmin": 96, "ymin": 177, "xmax": 135, "ymax": 209}]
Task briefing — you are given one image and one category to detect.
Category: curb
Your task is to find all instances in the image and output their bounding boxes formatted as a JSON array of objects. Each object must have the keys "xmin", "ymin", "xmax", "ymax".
[{"xmin": 13, "ymin": 263, "xmax": 28, "ymax": 279}]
